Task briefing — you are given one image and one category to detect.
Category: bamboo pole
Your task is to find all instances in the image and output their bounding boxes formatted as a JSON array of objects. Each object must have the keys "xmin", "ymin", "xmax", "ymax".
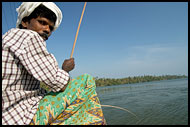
[{"xmin": 70, "ymin": 2, "xmax": 87, "ymax": 58}]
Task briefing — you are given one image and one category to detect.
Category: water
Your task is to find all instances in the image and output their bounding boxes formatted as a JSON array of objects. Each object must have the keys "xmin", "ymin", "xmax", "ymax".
[{"xmin": 96, "ymin": 78, "xmax": 188, "ymax": 125}]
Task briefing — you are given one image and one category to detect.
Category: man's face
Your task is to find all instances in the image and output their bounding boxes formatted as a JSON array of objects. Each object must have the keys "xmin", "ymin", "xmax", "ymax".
[{"xmin": 22, "ymin": 16, "xmax": 55, "ymax": 41}]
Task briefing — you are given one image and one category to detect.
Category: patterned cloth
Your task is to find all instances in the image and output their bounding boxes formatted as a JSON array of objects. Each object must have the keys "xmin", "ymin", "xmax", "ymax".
[
  {"xmin": 2, "ymin": 28, "xmax": 69, "ymax": 125},
  {"xmin": 30, "ymin": 74, "xmax": 106, "ymax": 125}
]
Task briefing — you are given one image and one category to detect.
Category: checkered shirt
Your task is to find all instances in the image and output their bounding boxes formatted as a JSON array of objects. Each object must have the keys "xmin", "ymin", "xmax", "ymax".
[{"xmin": 2, "ymin": 28, "xmax": 70, "ymax": 125}]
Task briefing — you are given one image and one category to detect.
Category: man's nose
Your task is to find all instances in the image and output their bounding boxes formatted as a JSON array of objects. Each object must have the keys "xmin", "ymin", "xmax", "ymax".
[{"xmin": 43, "ymin": 25, "xmax": 50, "ymax": 35}]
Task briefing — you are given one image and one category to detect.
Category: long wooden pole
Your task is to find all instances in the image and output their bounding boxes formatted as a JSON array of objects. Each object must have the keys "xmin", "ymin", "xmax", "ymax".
[{"xmin": 70, "ymin": 2, "xmax": 87, "ymax": 58}]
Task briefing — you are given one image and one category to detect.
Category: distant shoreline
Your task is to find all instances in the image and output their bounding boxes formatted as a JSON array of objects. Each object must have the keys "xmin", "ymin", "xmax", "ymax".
[{"xmin": 95, "ymin": 75, "xmax": 188, "ymax": 87}]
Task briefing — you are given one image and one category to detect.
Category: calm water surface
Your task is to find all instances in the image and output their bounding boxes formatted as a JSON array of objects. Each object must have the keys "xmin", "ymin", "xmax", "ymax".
[{"xmin": 96, "ymin": 78, "xmax": 188, "ymax": 125}]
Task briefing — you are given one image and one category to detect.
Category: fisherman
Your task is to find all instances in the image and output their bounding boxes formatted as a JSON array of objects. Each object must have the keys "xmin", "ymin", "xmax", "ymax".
[{"xmin": 2, "ymin": 2, "xmax": 106, "ymax": 125}]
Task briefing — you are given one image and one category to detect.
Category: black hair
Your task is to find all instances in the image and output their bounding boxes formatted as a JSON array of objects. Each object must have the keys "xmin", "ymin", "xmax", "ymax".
[{"xmin": 19, "ymin": 4, "xmax": 57, "ymax": 29}]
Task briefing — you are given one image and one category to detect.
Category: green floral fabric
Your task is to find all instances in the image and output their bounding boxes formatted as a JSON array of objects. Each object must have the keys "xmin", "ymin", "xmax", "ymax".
[{"xmin": 30, "ymin": 74, "xmax": 106, "ymax": 125}]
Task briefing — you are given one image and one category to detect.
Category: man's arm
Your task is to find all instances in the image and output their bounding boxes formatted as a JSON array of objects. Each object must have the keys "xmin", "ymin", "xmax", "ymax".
[
  {"xmin": 60, "ymin": 58, "xmax": 75, "ymax": 92},
  {"xmin": 16, "ymin": 30, "xmax": 71, "ymax": 92}
]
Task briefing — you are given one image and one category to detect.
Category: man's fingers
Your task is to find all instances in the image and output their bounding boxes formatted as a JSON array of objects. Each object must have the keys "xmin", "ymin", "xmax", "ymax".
[{"xmin": 62, "ymin": 58, "xmax": 75, "ymax": 72}]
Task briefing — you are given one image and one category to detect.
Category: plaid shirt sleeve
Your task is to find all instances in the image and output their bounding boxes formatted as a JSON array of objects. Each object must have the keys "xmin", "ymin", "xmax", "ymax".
[{"xmin": 14, "ymin": 29, "xmax": 69, "ymax": 92}]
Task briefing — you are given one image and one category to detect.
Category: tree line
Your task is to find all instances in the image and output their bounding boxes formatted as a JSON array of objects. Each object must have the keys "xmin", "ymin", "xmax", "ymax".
[{"xmin": 95, "ymin": 75, "xmax": 187, "ymax": 87}]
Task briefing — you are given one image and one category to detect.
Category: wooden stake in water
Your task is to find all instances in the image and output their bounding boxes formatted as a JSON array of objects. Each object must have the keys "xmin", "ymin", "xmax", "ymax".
[{"xmin": 70, "ymin": 2, "xmax": 87, "ymax": 58}]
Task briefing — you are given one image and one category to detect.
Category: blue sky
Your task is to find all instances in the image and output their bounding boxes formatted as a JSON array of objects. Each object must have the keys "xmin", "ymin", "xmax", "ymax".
[{"xmin": 2, "ymin": 2, "xmax": 188, "ymax": 78}]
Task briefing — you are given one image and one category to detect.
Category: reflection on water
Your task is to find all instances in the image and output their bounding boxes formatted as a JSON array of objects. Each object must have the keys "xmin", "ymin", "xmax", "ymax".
[{"xmin": 96, "ymin": 78, "xmax": 188, "ymax": 125}]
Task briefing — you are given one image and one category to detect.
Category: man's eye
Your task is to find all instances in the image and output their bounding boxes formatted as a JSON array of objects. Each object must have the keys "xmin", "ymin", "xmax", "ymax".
[{"xmin": 38, "ymin": 20, "xmax": 46, "ymax": 25}]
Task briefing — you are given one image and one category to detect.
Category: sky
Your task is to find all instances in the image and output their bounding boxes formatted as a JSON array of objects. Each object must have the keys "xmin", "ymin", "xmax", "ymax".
[{"xmin": 2, "ymin": 2, "xmax": 188, "ymax": 78}]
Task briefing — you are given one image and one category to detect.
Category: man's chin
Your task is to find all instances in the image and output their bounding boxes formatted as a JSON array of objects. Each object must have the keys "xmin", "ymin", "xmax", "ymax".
[
  {"xmin": 41, "ymin": 36, "xmax": 48, "ymax": 41},
  {"xmin": 38, "ymin": 33, "xmax": 48, "ymax": 41},
  {"xmin": 44, "ymin": 37, "xmax": 48, "ymax": 41}
]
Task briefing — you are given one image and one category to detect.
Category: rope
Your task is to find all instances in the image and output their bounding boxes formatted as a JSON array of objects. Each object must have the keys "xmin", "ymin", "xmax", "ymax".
[
  {"xmin": 13, "ymin": 2, "xmax": 17, "ymax": 21},
  {"xmin": 70, "ymin": 2, "xmax": 87, "ymax": 58},
  {"xmin": 101, "ymin": 104, "xmax": 139, "ymax": 120},
  {"xmin": 2, "ymin": 6, "xmax": 9, "ymax": 32}
]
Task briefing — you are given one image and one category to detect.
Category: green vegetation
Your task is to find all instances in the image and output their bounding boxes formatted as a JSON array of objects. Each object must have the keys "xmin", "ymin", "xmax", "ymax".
[{"xmin": 95, "ymin": 75, "xmax": 188, "ymax": 87}]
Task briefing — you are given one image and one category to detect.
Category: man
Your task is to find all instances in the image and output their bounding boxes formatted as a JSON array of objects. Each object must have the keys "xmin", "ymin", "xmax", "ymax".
[{"xmin": 2, "ymin": 2, "xmax": 106, "ymax": 125}]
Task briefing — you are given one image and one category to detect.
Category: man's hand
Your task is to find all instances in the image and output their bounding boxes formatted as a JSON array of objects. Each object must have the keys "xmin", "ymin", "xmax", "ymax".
[{"xmin": 62, "ymin": 58, "xmax": 75, "ymax": 73}]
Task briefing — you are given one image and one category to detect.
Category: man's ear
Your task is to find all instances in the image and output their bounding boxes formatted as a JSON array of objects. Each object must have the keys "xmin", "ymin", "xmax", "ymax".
[{"xmin": 21, "ymin": 21, "xmax": 28, "ymax": 28}]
